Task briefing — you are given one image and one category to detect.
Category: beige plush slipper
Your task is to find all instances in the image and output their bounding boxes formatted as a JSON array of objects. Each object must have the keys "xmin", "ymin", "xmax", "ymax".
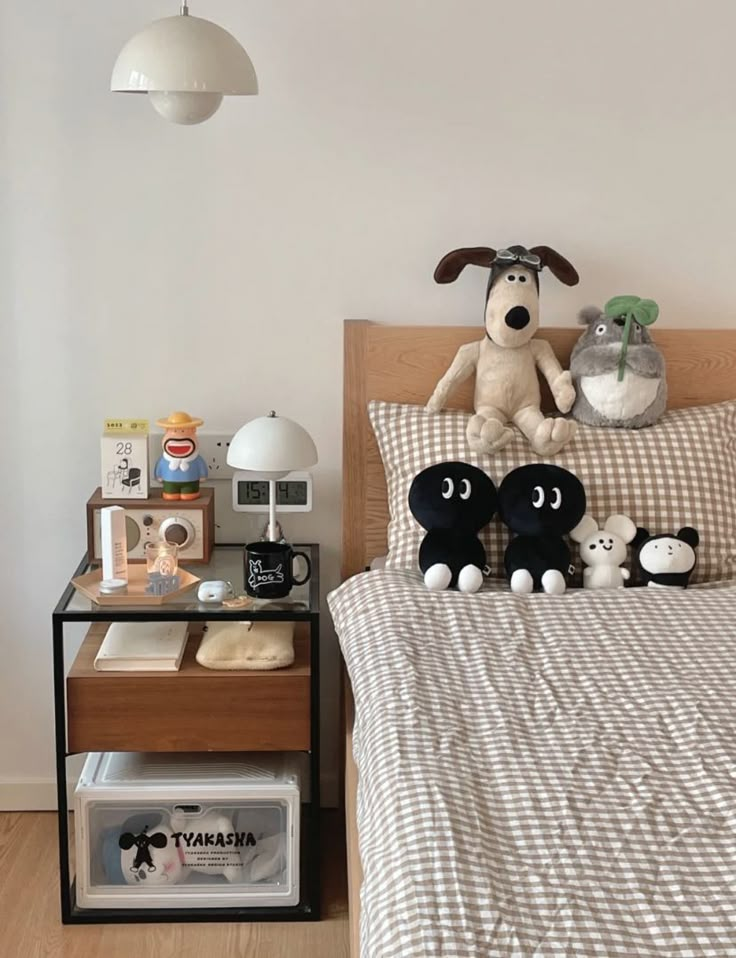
[{"xmin": 196, "ymin": 621, "xmax": 295, "ymax": 671}]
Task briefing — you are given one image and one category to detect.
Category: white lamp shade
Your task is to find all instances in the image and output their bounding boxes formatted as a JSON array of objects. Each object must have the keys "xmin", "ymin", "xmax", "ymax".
[
  {"xmin": 227, "ymin": 414, "xmax": 318, "ymax": 477},
  {"xmin": 147, "ymin": 90, "xmax": 223, "ymax": 125},
  {"xmin": 111, "ymin": 15, "xmax": 258, "ymax": 95}
]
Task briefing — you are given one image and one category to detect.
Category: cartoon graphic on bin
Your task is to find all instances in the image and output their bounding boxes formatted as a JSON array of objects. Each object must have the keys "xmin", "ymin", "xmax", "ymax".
[{"xmin": 154, "ymin": 412, "xmax": 208, "ymax": 500}]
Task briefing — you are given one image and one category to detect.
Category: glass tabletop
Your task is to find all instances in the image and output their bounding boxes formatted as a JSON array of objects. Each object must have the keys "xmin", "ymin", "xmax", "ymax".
[{"xmin": 56, "ymin": 544, "xmax": 319, "ymax": 620}]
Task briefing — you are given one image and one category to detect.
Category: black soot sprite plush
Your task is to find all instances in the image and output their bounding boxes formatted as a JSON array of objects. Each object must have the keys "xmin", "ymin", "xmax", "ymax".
[
  {"xmin": 499, "ymin": 463, "xmax": 587, "ymax": 595},
  {"xmin": 408, "ymin": 462, "xmax": 498, "ymax": 593},
  {"xmin": 634, "ymin": 527, "xmax": 700, "ymax": 588}
]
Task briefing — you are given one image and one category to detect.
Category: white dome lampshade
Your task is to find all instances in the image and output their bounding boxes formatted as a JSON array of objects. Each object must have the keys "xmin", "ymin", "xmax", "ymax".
[
  {"xmin": 227, "ymin": 412, "xmax": 318, "ymax": 478},
  {"xmin": 227, "ymin": 412, "xmax": 318, "ymax": 541},
  {"xmin": 111, "ymin": 2, "xmax": 258, "ymax": 125}
]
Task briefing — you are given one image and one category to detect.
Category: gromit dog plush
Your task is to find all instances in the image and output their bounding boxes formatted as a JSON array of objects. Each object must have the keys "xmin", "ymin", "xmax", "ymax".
[
  {"xmin": 427, "ymin": 245, "xmax": 580, "ymax": 456},
  {"xmin": 499, "ymin": 463, "xmax": 586, "ymax": 594},
  {"xmin": 408, "ymin": 461, "xmax": 497, "ymax": 593}
]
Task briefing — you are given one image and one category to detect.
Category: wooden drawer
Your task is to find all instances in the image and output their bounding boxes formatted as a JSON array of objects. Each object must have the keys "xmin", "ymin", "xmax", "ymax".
[{"xmin": 67, "ymin": 623, "xmax": 311, "ymax": 753}]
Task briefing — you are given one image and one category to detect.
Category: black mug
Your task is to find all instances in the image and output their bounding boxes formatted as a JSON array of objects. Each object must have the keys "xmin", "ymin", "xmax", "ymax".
[{"xmin": 244, "ymin": 542, "xmax": 312, "ymax": 599}]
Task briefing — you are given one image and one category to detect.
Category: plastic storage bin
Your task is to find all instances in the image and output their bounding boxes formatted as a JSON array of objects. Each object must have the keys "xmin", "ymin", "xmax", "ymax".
[{"xmin": 74, "ymin": 752, "xmax": 302, "ymax": 910}]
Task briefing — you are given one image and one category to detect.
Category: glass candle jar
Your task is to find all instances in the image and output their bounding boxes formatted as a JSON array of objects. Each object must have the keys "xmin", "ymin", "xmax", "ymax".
[{"xmin": 144, "ymin": 540, "xmax": 179, "ymax": 578}]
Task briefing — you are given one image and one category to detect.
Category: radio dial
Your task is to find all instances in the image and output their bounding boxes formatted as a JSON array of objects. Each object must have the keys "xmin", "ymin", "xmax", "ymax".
[
  {"xmin": 124, "ymin": 515, "xmax": 141, "ymax": 551},
  {"xmin": 142, "ymin": 515, "xmax": 154, "ymax": 527},
  {"xmin": 159, "ymin": 516, "xmax": 195, "ymax": 549}
]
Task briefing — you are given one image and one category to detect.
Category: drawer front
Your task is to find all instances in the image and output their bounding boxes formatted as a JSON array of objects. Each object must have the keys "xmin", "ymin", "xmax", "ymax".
[
  {"xmin": 67, "ymin": 675, "xmax": 311, "ymax": 752},
  {"xmin": 66, "ymin": 625, "xmax": 312, "ymax": 753},
  {"xmin": 76, "ymin": 794, "xmax": 299, "ymax": 909}
]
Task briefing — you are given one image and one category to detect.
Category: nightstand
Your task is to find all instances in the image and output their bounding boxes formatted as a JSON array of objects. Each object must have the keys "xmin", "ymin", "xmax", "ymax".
[{"xmin": 52, "ymin": 543, "xmax": 320, "ymax": 924}]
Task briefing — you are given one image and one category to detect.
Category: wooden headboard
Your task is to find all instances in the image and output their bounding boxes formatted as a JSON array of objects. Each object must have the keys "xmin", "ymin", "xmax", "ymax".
[{"xmin": 341, "ymin": 320, "xmax": 736, "ymax": 579}]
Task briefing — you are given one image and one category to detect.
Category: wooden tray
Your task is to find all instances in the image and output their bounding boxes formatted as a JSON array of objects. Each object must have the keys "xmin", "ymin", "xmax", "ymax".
[{"xmin": 71, "ymin": 565, "xmax": 201, "ymax": 606}]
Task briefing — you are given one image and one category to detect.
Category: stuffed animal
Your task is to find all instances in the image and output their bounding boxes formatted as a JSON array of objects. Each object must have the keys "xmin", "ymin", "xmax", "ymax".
[
  {"xmin": 570, "ymin": 301, "xmax": 666, "ymax": 428},
  {"xmin": 408, "ymin": 461, "xmax": 497, "ymax": 593},
  {"xmin": 115, "ymin": 815, "xmax": 185, "ymax": 886},
  {"xmin": 499, "ymin": 463, "xmax": 586, "ymax": 594},
  {"xmin": 109, "ymin": 810, "xmax": 245, "ymax": 886},
  {"xmin": 427, "ymin": 245, "xmax": 580, "ymax": 456},
  {"xmin": 169, "ymin": 810, "xmax": 243, "ymax": 882},
  {"xmin": 241, "ymin": 834, "xmax": 285, "ymax": 882},
  {"xmin": 570, "ymin": 513, "xmax": 637, "ymax": 589},
  {"xmin": 634, "ymin": 527, "xmax": 700, "ymax": 588}
]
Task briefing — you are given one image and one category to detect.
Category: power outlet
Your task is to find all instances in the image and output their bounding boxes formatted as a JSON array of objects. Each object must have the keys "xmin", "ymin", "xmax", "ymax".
[
  {"xmin": 197, "ymin": 434, "xmax": 236, "ymax": 480},
  {"xmin": 148, "ymin": 433, "xmax": 235, "ymax": 484}
]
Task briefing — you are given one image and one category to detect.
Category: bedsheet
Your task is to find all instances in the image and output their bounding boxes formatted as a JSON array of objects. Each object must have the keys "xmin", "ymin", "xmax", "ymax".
[{"xmin": 329, "ymin": 572, "xmax": 736, "ymax": 957}]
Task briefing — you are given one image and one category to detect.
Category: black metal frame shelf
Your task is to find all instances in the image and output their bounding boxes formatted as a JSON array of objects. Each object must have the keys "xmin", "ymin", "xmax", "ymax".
[{"xmin": 52, "ymin": 543, "xmax": 321, "ymax": 925}]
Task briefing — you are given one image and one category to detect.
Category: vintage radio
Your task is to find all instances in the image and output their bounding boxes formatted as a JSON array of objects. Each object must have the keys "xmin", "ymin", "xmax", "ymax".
[{"xmin": 86, "ymin": 487, "xmax": 215, "ymax": 564}]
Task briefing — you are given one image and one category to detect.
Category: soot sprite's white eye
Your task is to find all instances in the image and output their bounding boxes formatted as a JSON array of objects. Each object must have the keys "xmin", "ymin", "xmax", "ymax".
[
  {"xmin": 595, "ymin": 324, "xmax": 607, "ymax": 335},
  {"xmin": 506, "ymin": 273, "xmax": 517, "ymax": 283},
  {"xmin": 532, "ymin": 486, "xmax": 545, "ymax": 508},
  {"xmin": 459, "ymin": 479, "xmax": 471, "ymax": 500},
  {"xmin": 441, "ymin": 477, "xmax": 454, "ymax": 499},
  {"xmin": 550, "ymin": 487, "xmax": 562, "ymax": 510}
]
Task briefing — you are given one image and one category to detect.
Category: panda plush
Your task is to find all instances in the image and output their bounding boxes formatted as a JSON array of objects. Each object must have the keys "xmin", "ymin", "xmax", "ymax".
[
  {"xmin": 634, "ymin": 527, "xmax": 700, "ymax": 588},
  {"xmin": 408, "ymin": 461, "xmax": 498, "ymax": 593},
  {"xmin": 498, "ymin": 463, "xmax": 587, "ymax": 595}
]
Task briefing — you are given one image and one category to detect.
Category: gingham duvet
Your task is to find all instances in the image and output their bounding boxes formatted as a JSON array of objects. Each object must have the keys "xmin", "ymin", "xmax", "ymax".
[{"xmin": 329, "ymin": 571, "xmax": 736, "ymax": 958}]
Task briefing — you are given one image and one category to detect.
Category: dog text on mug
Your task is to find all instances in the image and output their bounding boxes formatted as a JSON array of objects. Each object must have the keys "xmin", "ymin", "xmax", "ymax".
[{"xmin": 248, "ymin": 559, "xmax": 285, "ymax": 593}]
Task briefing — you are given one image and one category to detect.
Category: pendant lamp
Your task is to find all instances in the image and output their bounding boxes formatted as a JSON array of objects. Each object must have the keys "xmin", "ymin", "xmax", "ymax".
[{"xmin": 111, "ymin": 2, "xmax": 258, "ymax": 125}]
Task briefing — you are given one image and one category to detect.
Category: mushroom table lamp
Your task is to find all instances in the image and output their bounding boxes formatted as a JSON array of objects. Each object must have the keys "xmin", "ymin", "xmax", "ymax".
[{"xmin": 227, "ymin": 412, "xmax": 318, "ymax": 541}]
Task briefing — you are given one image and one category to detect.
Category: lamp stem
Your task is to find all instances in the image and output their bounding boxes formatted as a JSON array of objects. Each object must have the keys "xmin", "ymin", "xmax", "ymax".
[
  {"xmin": 269, "ymin": 479, "xmax": 277, "ymax": 542},
  {"xmin": 180, "ymin": 1, "xmax": 189, "ymax": 15}
]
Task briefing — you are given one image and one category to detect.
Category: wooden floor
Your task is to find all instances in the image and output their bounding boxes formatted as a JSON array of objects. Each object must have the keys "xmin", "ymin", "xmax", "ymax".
[{"xmin": 0, "ymin": 810, "xmax": 349, "ymax": 958}]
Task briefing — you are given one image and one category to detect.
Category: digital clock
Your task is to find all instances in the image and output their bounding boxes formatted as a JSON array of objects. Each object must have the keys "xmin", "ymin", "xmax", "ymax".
[{"xmin": 231, "ymin": 470, "xmax": 313, "ymax": 513}]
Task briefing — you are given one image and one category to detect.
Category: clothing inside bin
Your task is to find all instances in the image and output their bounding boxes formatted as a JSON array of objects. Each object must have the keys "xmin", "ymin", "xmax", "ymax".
[{"xmin": 97, "ymin": 805, "xmax": 287, "ymax": 889}]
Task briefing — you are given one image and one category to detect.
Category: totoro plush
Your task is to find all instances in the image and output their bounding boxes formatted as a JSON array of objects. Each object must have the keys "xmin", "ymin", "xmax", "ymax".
[{"xmin": 570, "ymin": 305, "xmax": 667, "ymax": 428}]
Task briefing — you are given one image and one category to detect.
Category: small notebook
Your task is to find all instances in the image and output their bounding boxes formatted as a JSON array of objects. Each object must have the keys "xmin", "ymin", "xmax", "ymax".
[{"xmin": 94, "ymin": 621, "xmax": 189, "ymax": 671}]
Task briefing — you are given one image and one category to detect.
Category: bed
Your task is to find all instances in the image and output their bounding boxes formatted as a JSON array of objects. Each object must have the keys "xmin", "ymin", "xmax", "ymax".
[{"xmin": 336, "ymin": 321, "xmax": 736, "ymax": 957}]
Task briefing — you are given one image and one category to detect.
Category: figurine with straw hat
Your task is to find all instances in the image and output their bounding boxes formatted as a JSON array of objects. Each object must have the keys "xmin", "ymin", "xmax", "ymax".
[{"xmin": 154, "ymin": 412, "xmax": 208, "ymax": 501}]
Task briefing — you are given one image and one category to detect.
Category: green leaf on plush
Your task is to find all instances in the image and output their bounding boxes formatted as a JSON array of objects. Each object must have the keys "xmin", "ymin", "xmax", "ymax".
[{"xmin": 604, "ymin": 295, "xmax": 660, "ymax": 381}]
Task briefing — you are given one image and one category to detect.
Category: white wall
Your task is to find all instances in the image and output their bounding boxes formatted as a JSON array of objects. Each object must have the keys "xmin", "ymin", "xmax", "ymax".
[{"xmin": 1, "ymin": 0, "xmax": 734, "ymax": 807}]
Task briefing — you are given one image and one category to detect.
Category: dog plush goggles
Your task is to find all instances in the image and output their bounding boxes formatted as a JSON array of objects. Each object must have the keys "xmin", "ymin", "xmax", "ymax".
[{"xmin": 493, "ymin": 248, "xmax": 542, "ymax": 270}]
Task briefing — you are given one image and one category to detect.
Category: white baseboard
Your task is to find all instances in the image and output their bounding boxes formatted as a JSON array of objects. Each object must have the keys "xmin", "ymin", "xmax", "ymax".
[{"xmin": 0, "ymin": 779, "xmax": 60, "ymax": 811}]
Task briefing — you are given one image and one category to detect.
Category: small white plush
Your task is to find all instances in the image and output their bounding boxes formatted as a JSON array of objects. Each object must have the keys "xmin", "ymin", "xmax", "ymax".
[{"xmin": 570, "ymin": 514, "xmax": 637, "ymax": 589}]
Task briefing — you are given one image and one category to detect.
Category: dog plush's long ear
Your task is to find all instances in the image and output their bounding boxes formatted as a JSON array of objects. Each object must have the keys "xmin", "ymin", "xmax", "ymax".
[
  {"xmin": 529, "ymin": 246, "xmax": 580, "ymax": 287},
  {"xmin": 434, "ymin": 247, "xmax": 497, "ymax": 284}
]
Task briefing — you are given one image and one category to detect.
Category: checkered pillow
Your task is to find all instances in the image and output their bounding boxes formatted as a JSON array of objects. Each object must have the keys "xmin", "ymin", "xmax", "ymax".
[{"xmin": 369, "ymin": 399, "xmax": 736, "ymax": 584}]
